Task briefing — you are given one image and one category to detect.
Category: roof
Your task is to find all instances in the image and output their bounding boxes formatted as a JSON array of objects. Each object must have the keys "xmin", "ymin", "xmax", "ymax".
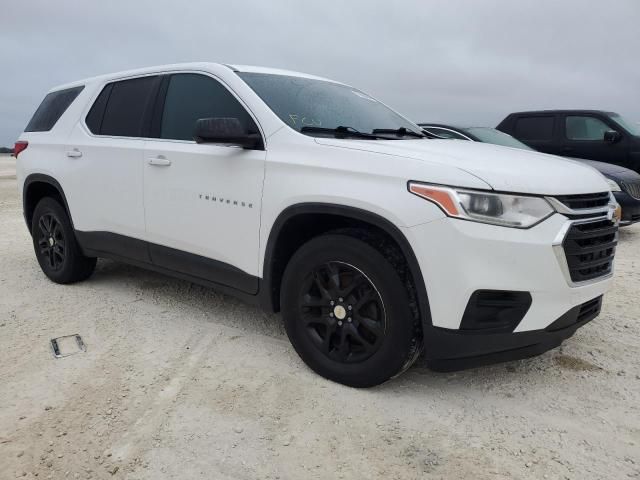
[
  {"xmin": 229, "ymin": 64, "xmax": 337, "ymax": 82},
  {"xmin": 505, "ymin": 109, "xmax": 619, "ymax": 117},
  {"xmin": 49, "ymin": 62, "xmax": 340, "ymax": 93}
]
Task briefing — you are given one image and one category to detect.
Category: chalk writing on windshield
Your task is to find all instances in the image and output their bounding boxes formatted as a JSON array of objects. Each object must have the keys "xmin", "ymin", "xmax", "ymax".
[{"xmin": 289, "ymin": 114, "xmax": 322, "ymax": 128}]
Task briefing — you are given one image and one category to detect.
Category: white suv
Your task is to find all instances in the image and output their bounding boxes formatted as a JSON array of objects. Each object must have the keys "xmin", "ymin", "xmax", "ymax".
[{"xmin": 16, "ymin": 63, "xmax": 618, "ymax": 387}]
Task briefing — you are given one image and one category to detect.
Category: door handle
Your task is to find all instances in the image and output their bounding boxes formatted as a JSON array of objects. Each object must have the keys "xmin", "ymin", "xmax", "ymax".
[
  {"xmin": 148, "ymin": 156, "xmax": 171, "ymax": 166},
  {"xmin": 66, "ymin": 149, "xmax": 82, "ymax": 158}
]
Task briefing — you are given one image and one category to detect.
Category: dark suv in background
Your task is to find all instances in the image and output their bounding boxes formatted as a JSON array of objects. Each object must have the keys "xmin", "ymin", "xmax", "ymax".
[
  {"xmin": 497, "ymin": 110, "xmax": 640, "ymax": 173},
  {"xmin": 497, "ymin": 110, "xmax": 640, "ymax": 225}
]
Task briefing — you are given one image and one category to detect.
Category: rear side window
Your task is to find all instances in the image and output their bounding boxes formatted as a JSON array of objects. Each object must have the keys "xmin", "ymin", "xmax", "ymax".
[
  {"xmin": 85, "ymin": 84, "xmax": 112, "ymax": 134},
  {"xmin": 160, "ymin": 73, "xmax": 257, "ymax": 141},
  {"xmin": 565, "ymin": 116, "xmax": 610, "ymax": 141},
  {"xmin": 514, "ymin": 116, "xmax": 555, "ymax": 141},
  {"xmin": 88, "ymin": 76, "xmax": 158, "ymax": 137},
  {"xmin": 25, "ymin": 86, "xmax": 84, "ymax": 132}
]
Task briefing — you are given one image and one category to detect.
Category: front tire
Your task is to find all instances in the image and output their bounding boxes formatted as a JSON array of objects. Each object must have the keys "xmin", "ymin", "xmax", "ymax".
[
  {"xmin": 281, "ymin": 234, "xmax": 420, "ymax": 387},
  {"xmin": 31, "ymin": 197, "xmax": 96, "ymax": 284}
]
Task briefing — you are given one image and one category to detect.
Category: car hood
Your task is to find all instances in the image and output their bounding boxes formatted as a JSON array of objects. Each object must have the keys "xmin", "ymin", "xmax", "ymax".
[
  {"xmin": 567, "ymin": 157, "xmax": 640, "ymax": 180},
  {"xmin": 314, "ymin": 138, "xmax": 610, "ymax": 195}
]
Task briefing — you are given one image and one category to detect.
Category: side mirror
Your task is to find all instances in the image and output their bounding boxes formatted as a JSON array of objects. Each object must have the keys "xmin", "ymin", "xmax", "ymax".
[
  {"xmin": 194, "ymin": 118, "xmax": 262, "ymax": 149},
  {"xmin": 604, "ymin": 130, "xmax": 622, "ymax": 143}
]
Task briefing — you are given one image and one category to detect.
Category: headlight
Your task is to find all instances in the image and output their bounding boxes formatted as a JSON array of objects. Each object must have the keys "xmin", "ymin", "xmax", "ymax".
[
  {"xmin": 606, "ymin": 178, "xmax": 621, "ymax": 192},
  {"xmin": 408, "ymin": 182, "xmax": 554, "ymax": 228}
]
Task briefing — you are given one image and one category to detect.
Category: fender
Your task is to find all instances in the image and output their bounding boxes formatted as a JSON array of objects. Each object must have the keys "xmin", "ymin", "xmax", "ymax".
[
  {"xmin": 261, "ymin": 202, "xmax": 433, "ymax": 330},
  {"xmin": 23, "ymin": 173, "xmax": 74, "ymax": 232}
]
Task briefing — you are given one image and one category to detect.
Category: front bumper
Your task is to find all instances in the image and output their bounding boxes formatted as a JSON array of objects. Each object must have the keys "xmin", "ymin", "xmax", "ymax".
[
  {"xmin": 614, "ymin": 191, "xmax": 640, "ymax": 226},
  {"xmin": 424, "ymin": 296, "xmax": 602, "ymax": 371},
  {"xmin": 403, "ymin": 213, "xmax": 613, "ymax": 366}
]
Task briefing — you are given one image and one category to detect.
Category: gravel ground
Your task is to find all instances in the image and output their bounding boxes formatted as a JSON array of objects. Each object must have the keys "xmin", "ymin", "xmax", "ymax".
[
  {"xmin": 1, "ymin": 173, "xmax": 639, "ymax": 480},
  {"xmin": 0, "ymin": 154, "xmax": 16, "ymax": 178}
]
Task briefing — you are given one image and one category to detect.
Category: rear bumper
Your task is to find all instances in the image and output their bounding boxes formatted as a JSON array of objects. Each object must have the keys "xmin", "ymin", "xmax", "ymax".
[
  {"xmin": 614, "ymin": 191, "xmax": 640, "ymax": 226},
  {"xmin": 422, "ymin": 296, "xmax": 602, "ymax": 371}
]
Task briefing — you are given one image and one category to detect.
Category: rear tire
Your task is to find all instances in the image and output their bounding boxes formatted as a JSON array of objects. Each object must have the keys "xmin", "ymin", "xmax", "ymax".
[
  {"xmin": 31, "ymin": 197, "xmax": 96, "ymax": 284},
  {"xmin": 281, "ymin": 234, "xmax": 420, "ymax": 387}
]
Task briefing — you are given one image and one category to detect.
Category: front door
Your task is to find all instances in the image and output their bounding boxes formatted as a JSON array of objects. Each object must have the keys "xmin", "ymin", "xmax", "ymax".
[
  {"xmin": 143, "ymin": 73, "xmax": 266, "ymax": 293},
  {"xmin": 561, "ymin": 114, "xmax": 629, "ymax": 166}
]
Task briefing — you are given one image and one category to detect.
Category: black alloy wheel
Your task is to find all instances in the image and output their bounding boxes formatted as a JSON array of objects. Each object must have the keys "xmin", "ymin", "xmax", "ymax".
[
  {"xmin": 31, "ymin": 197, "xmax": 96, "ymax": 284},
  {"xmin": 281, "ymin": 233, "xmax": 421, "ymax": 388},
  {"xmin": 36, "ymin": 213, "xmax": 66, "ymax": 271},
  {"xmin": 298, "ymin": 261, "xmax": 386, "ymax": 363}
]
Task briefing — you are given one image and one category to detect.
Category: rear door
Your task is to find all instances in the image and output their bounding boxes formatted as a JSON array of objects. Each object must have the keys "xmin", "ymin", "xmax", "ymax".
[
  {"xmin": 560, "ymin": 113, "xmax": 629, "ymax": 166},
  {"xmin": 143, "ymin": 72, "xmax": 266, "ymax": 293},
  {"xmin": 65, "ymin": 75, "xmax": 160, "ymax": 254},
  {"xmin": 511, "ymin": 114, "xmax": 559, "ymax": 154}
]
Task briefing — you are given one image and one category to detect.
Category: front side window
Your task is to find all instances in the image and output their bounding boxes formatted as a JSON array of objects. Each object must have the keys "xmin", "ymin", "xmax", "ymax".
[
  {"xmin": 514, "ymin": 116, "xmax": 555, "ymax": 141},
  {"xmin": 565, "ymin": 116, "xmax": 611, "ymax": 141},
  {"xmin": 237, "ymin": 72, "xmax": 422, "ymax": 138},
  {"xmin": 160, "ymin": 73, "xmax": 257, "ymax": 141},
  {"xmin": 92, "ymin": 76, "xmax": 159, "ymax": 137},
  {"xmin": 25, "ymin": 86, "xmax": 84, "ymax": 132}
]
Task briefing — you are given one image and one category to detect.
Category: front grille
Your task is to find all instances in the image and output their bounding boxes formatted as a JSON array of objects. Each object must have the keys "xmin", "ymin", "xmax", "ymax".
[
  {"xmin": 555, "ymin": 192, "xmax": 610, "ymax": 210},
  {"xmin": 620, "ymin": 181, "xmax": 640, "ymax": 200},
  {"xmin": 562, "ymin": 219, "xmax": 617, "ymax": 282}
]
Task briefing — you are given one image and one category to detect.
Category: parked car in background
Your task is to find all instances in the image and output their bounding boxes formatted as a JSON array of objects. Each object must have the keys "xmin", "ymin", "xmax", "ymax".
[
  {"xmin": 420, "ymin": 124, "xmax": 640, "ymax": 226},
  {"xmin": 15, "ymin": 63, "xmax": 618, "ymax": 387},
  {"xmin": 496, "ymin": 110, "xmax": 640, "ymax": 173}
]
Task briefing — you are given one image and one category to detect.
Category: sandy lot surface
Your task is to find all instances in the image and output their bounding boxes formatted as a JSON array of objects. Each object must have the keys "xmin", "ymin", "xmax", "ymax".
[
  {"xmin": 0, "ymin": 154, "xmax": 16, "ymax": 179},
  {"xmin": 1, "ymin": 176, "xmax": 638, "ymax": 480}
]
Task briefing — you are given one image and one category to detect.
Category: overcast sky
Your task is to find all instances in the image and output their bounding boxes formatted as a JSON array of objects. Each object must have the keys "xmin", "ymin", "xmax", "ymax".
[{"xmin": 1, "ymin": 0, "xmax": 639, "ymax": 146}]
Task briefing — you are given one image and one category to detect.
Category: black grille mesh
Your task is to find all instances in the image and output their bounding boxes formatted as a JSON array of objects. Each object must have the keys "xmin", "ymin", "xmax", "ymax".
[
  {"xmin": 555, "ymin": 192, "xmax": 610, "ymax": 210},
  {"xmin": 562, "ymin": 219, "xmax": 617, "ymax": 282}
]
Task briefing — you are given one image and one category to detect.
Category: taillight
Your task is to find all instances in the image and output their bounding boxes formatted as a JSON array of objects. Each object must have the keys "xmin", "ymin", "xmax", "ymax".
[{"xmin": 13, "ymin": 141, "xmax": 28, "ymax": 158}]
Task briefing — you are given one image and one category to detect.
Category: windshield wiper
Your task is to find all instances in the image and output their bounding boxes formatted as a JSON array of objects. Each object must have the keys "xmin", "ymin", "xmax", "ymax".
[
  {"xmin": 372, "ymin": 127, "xmax": 425, "ymax": 138},
  {"xmin": 300, "ymin": 126, "xmax": 384, "ymax": 140}
]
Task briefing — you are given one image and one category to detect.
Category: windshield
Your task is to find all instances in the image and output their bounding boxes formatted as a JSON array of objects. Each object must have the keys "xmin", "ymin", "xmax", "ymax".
[
  {"xmin": 464, "ymin": 127, "xmax": 534, "ymax": 150},
  {"xmin": 237, "ymin": 72, "xmax": 423, "ymax": 138},
  {"xmin": 610, "ymin": 113, "xmax": 640, "ymax": 136}
]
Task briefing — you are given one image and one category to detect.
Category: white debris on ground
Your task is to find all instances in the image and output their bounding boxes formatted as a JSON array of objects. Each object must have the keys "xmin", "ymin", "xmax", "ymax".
[{"xmin": 0, "ymin": 176, "xmax": 638, "ymax": 479}]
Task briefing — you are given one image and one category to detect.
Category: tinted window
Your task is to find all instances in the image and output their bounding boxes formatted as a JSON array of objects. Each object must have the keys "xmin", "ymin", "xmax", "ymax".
[
  {"xmin": 25, "ymin": 86, "xmax": 84, "ymax": 132},
  {"xmin": 85, "ymin": 84, "xmax": 112, "ymax": 134},
  {"xmin": 100, "ymin": 76, "xmax": 158, "ymax": 137},
  {"xmin": 566, "ymin": 116, "xmax": 611, "ymax": 141},
  {"xmin": 514, "ymin": 116, "xmax": 555, "ymax": 141},
  {"xmin": 161, "ymin": 74, "xmax": 257, "ymax": 141},
  {"xmin": 423, "ymin": 127, "xmax": 468, "ymax": 140}
]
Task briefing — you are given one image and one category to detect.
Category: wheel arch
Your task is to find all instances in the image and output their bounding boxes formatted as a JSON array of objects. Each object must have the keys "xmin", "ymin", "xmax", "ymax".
[
  {"xmin": 261, "ymin": 203, "xmax": 432, "ymax": 329},
  {"xmin": 23, "ymin": 174, "xmax": 74, "ymax": 234}
]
